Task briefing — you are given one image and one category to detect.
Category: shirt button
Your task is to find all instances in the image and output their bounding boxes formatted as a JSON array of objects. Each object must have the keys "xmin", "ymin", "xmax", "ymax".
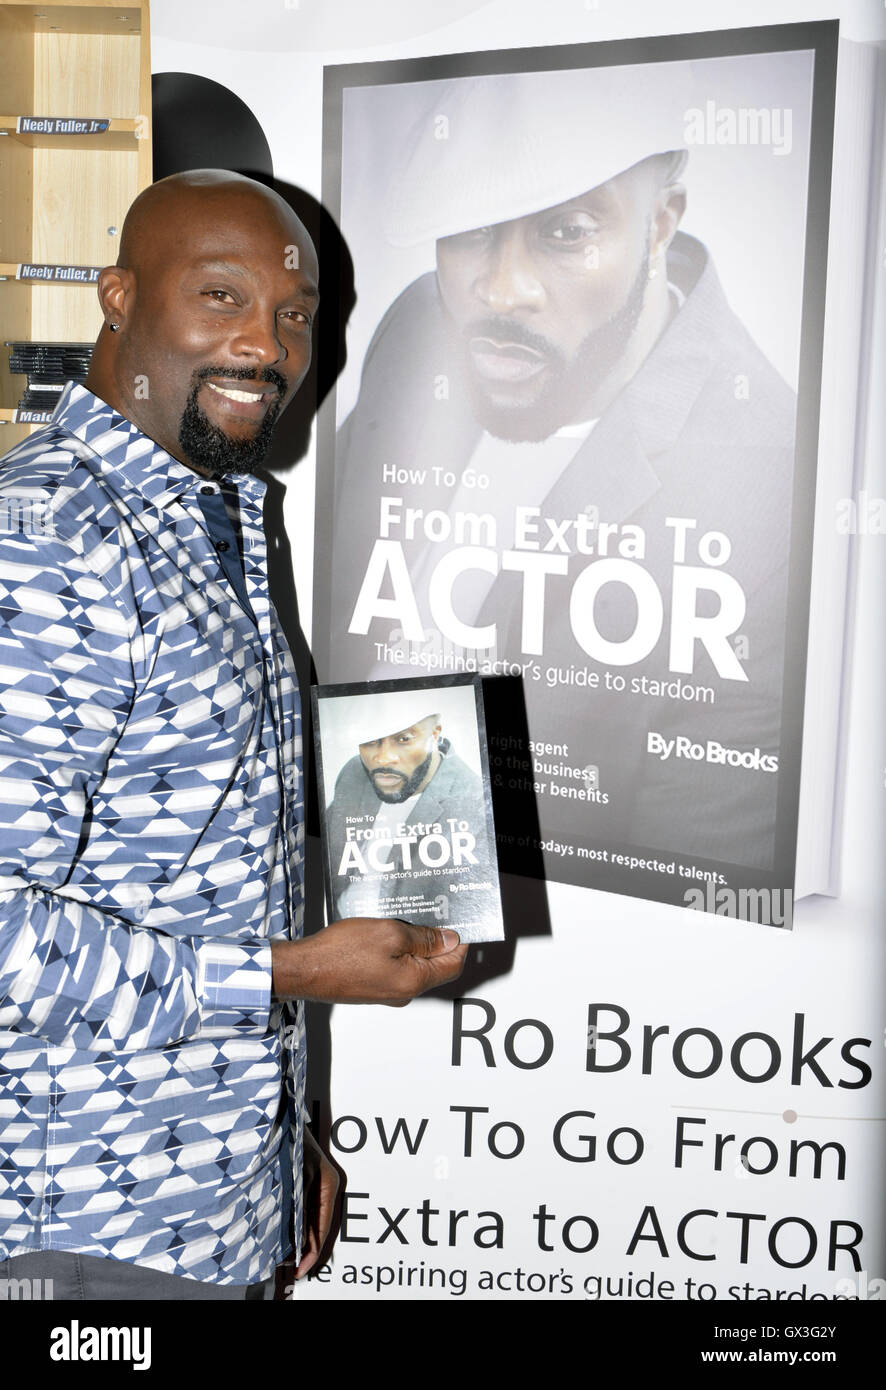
[
  {"xmin": 200, "ymin": 484, "xmax": 216, "ymax": 495},
  {"xmin": 216, "ymin": 539, "xmax": 230, "ymax": 552}
]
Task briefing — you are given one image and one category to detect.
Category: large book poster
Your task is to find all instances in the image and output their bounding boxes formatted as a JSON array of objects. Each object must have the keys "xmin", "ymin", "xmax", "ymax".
[{"xmin": 314, "ymin": 24, "xmax": 837, "ymax": 923}]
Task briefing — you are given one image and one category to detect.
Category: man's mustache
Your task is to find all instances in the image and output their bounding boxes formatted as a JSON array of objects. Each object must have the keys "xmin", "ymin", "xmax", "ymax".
[
  {"xmin": 192, "ymin": 364, "xmax": 288, "ymax": 401},
  {"xmin": 462, "ymin": 317, "xmax": 563, "ymax": 363},
  {"xmin": 370, "ymin": 767, "xmax": 406, "ymax": 782}
]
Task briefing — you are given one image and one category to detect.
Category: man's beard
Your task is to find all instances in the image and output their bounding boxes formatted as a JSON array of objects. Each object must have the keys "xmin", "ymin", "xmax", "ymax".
[
  {"xmin": 178, "ymin": 366, "xmax": 286, "ymax": 477},
  {"xmin": 453, "ymin": 249, "xmax": 650, "ymax": 443},
  {"xmin": 364, "ymin": 748, "xmax": 434, "ymax": 804}
]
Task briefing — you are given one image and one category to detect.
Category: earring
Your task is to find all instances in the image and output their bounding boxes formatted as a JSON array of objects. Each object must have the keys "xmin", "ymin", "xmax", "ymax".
[{"xmin": 108, "ymin": 321, "xmax": 120, "ymax": 332}]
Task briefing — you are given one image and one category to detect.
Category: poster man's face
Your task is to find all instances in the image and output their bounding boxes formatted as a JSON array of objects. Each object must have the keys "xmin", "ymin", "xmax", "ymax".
[
  {"xmin": 359, "ymin": 716, "xmax": 442, "ymax": 803},
  {"xmin": 435, "ymin": 161, "xmax": 666, "ymax": 441}
]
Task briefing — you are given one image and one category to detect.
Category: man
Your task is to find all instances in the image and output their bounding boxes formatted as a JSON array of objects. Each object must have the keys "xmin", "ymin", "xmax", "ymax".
[
  {"xmin": 328, "ymin": 65, "xmax": 797, "ymax": 888},
  {"xmin": 0, "ymin": 170, "xmax": 466, "ymax": 1301},
  {"xmin": 324, "ymin": 699, "xmax": 498, "ymax": 940}
]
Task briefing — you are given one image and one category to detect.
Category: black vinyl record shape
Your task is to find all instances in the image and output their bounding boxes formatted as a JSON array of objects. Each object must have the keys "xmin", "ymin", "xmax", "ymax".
[{"xmin": 151, "ymin": 72, "xmax": 274, "ymax": 184}]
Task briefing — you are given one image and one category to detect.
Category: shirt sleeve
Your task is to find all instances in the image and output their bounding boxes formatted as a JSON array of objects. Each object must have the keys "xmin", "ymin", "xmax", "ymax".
[{"xmin": 0, "ymin": 525, "xmax": 273, "ymax": 1052}]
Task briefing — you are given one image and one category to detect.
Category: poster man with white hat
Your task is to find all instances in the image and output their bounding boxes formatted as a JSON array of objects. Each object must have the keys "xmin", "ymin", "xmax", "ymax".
[
  {"xmin": 328, "ymin": 54, "xmax": 802, "ymax": 892},
  {"xmin": 383, "ymin": 65, "xmax": 693, "ymax": 443}
]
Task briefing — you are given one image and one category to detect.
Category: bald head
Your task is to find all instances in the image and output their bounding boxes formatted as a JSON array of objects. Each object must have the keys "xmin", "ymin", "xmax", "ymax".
[
  {"xmin": 86, "ymin": 169, "xmax": 319, "ymax": 477},
  {"xmin": 116, "ymin": 170, "xmax": 317, "ymax": 279}
]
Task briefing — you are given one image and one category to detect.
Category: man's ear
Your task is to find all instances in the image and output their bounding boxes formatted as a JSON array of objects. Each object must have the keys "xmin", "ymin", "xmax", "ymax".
[
  {"xmin": 651, "ymin": 183, "xmax": 687, "ymax": 261},
  {"xmin": 96, "ymin": 265, "xmax": 135, "ymax": 327}
]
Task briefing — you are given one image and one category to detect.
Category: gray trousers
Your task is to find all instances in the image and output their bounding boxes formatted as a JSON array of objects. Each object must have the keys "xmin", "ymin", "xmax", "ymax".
[{"xmin": 1, "ymin": 1250, "xmax": 276, "ymax": 1301}]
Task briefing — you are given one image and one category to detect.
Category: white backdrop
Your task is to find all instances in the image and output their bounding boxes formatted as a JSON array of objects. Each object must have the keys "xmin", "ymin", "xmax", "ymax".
[{"xmin": 151, "ymin": 0, "xmax": 885, "ymax": 1302}]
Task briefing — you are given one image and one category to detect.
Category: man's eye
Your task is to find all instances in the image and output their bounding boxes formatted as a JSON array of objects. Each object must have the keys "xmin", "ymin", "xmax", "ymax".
[
  {"xmin": 202, "ymin": 288, "xmax": 237, "ymax": 303},
  {"xmin": 281, "ymin": 309, "xmax": 312, "ymax": 327},
  {"xmin": 540, "ymin": 214, "xmax": 599, "ymax": 246}
]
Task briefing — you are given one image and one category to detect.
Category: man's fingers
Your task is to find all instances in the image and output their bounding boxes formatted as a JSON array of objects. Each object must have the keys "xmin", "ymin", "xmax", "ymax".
[
  {"xmin": 295, "ymin": 1232, "xmax": 320, "ymax": 1279},
  {"xmin": 296, "ymin": 1153, "xmax": 341, "ymax": 1279},
  {"xmin": 418, "ymin": 941, "xmax": 468, "ymax": 988},
  {"xmin": 382, "ymin": 938, "xmax": 468, "ymax": 1004}
]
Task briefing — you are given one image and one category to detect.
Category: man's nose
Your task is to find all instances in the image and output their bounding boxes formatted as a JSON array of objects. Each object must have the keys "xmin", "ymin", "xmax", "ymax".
[
  {"xmin": 373, "ymin": 739, "xmax": 397, "ymax": 765},
  {"xmin": 475, "ymin": 229, "xmax": 544, "ymax": 314},
  {"xmin": 230, "ymin": 303, "xmax": 287, "ymax": 366}
]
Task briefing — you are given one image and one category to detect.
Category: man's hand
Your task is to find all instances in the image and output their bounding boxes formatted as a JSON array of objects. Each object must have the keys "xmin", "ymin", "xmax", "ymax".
[
  {"xmin": 295, "ymin": 1128, "xmax": 341, "ymax": 1280},
  {"xmin": 271, "ymin": 919, "xmax": 467, "ymax": 1005}
]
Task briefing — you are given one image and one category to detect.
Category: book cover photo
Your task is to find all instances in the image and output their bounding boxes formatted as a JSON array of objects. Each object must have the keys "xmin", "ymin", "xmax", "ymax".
[{"xmin": 312, "ymin": 674, "xmax": 505, "ymax": 942}]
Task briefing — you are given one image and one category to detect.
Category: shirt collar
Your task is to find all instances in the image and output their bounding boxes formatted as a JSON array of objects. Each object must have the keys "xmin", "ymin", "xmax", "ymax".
[{"xmin": 51, "ymin": 380, "xmax": 267, "ymax": 510}]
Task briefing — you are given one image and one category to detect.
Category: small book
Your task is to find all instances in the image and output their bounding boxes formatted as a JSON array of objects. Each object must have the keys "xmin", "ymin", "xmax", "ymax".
[{"xmin": 311, "ymin": 673, "xmax": 505, "ymax": 942}]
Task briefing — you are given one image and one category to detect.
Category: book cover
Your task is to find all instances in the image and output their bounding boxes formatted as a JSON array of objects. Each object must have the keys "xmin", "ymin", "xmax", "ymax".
[
  {"xmin": 313, "ymin": 24, "xmax": 839, "ymax": 926},
  {"xmin": 311, "ymin": 674, "xmax": 505, "ymax": 942}
]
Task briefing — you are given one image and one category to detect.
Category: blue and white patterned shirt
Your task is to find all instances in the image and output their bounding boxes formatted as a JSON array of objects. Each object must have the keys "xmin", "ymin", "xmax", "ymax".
[{"xmin": 0, "ymin": 382, "xmax": 305, "ymax": 1285}]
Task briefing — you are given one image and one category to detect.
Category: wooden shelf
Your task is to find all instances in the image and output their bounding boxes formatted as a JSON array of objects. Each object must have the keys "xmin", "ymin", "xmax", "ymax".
[
  {"xmin": 0, "ymin": 0, "xmax": 152, "ymax": 444},
  {"xmin": 1, "ymin": 5, "xmax": 142, "ymax": 37}
]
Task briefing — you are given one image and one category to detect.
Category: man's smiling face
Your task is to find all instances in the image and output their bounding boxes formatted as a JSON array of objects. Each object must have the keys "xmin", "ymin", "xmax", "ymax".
[{"xmin": 101, "ymin": 180, "xmax": 319, "ymax": 476}]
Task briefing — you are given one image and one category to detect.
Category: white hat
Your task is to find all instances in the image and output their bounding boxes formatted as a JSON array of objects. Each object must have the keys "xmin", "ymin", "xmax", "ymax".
[
  {"xmin": 321, "ymin": 689, "xmax": 441, "ymax": 747},
  {"xmin": 384, "ymin": 60, "xmax": 691, "ymax": 246}
]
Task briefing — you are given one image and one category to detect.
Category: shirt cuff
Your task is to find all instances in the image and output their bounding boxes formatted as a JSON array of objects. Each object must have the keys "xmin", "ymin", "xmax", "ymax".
[{"xmin": 194, "ymin": 938, "xmax": 273, "ymax": 1036}]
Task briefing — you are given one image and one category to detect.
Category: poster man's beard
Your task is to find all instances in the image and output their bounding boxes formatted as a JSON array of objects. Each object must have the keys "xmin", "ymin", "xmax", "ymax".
[
  {"xmin": 365, "ymin": 748, "xmax": 434, "ymax": 803},
  {"xmin": 456, "ymin": 250, "xmax": 650, "ymax": 443},
  {"xmin": 178, "ymin": 366, "xmax": 286, "ymax": 477}
]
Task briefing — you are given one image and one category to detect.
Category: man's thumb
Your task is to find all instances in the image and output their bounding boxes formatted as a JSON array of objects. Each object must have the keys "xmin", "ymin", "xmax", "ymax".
[{"xmin": 434, "ymin": 927, "xmax": 461, "ymax": 953}]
